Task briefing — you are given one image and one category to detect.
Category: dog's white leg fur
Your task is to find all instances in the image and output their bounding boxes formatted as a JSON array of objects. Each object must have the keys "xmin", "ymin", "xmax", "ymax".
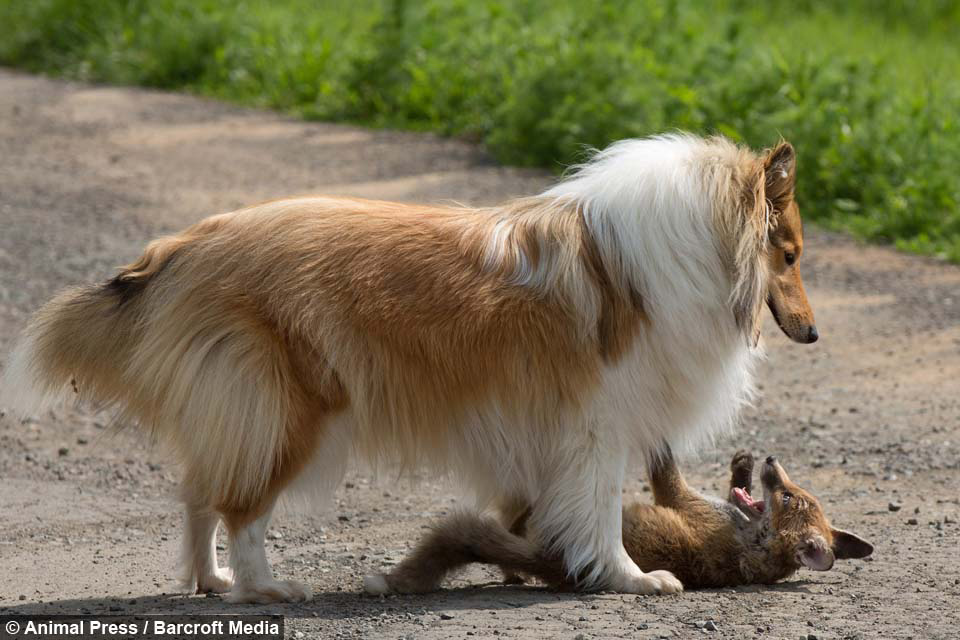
[
  {"xmin": 183, "ymin": 507, "xmax": 233, "ymax": 594},
  {"xmin": 531, "ymin": 426, "xmax": 682, "ymax": 594},
  {"xmin": 224, "ymin": 500, "xmax": 312, "ymax": 604}
]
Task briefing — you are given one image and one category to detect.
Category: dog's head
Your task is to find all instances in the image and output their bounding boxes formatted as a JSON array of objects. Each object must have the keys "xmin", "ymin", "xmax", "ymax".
[
  {"xmin": 728, "ymin": 454, "xmax": 873, "ymax": 572},
  {"xmin": 759, "ymin": 143, "xmax": 818, "ymax": 344},
  {"xmin": 729, "ymin": 140, "xmax": 816, "ymax": 345}
]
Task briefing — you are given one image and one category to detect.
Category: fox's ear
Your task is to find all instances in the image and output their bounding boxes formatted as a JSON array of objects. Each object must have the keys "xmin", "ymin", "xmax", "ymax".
[
  {"xmin": 797, "ymin": 536, "xmax": 835, "ymax": 571},
  {"xmin": 831, "ymin": 528, "xmax": 873, "ymax": 560}
]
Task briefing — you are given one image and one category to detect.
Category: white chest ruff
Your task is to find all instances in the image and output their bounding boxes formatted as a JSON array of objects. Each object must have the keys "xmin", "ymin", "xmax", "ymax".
[{"xmin": 594, "ymin": 323, "xmax": 758, "ymax": 457}]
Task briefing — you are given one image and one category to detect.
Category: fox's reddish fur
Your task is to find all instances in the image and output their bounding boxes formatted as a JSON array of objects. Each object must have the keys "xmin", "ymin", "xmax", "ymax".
[{"xmin": 370, "ymin": 450, "xmax": 873, "ymax": 592}]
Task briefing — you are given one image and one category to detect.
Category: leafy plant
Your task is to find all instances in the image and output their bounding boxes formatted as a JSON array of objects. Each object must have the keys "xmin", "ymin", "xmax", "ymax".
[{"xmin": 1, "ymin": 0, "xmax": 957, "ymax": 261}]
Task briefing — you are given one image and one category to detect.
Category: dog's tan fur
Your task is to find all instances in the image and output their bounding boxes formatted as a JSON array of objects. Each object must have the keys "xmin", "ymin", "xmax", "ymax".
[
  {"xmin": 2, "ymin": 134, "xmax": 818, "ymax": 601},
  {"xmin": 369, "ymin": 450, "xmax": 873, "ymax": 593}
]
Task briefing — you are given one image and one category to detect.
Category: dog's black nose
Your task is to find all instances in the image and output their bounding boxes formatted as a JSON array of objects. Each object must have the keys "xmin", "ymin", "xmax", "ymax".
[
  {"xmin": 765, "ymin": 455, "xmax": 777, "ymax": 465},
  {"xmin": 807, "ymin": 325, "xmax": 819, "ymax": 343}
]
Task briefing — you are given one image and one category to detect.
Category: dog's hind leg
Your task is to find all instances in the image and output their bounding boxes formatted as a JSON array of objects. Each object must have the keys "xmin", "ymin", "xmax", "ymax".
[
  {"xmin": 182, "ymin": 505, "xmax": 233, "ymax": 594},
  {"xmin": 214, "ymin": 407, "xmax": 350, "ymax": 604},
  {"xmin": 221, "ymin": 499, "xmax": 312, "ymax": 604}
]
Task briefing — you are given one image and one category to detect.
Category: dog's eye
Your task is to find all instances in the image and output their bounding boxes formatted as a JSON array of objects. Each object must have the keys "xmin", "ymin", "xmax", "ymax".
[
  {"xmin": 782, "ymin": 492, "xmax": 793, "ymax": 506},
  {"xmin": 784, "ymin": 252, "xmax": 796, "ymax": 266}
]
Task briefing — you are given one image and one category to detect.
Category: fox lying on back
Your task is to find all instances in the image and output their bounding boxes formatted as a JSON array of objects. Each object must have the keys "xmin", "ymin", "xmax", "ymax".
[{"xmin": 366, "ymin": 450, "xmax": 873, "ymax": 592}]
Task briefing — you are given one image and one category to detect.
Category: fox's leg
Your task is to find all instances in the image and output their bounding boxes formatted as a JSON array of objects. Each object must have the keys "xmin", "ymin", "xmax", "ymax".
[
  {"xmin": 182, "ymin": 505, "xmax": 233, "ymax": 594},
  {"xmin": 531, "ymin": 430, "xmax": 682, "ymax": 595},
  {"xmin": 364, "ymin": 511, "xmax": 561, "ymax": 595},
  {"xmin": 647, "ymin": 443, "xmax": 696, "ymax": 508},
  {"xmin": 363, "ymin": 513, "xmax": 486, "ymax": 595},
  {"xmin": 494, "ymin": 496, "xmax": 532, "ymax": 584},
  {"xmin": 729, "ymin": 450, "xmax": 755, "ymax": 493}
]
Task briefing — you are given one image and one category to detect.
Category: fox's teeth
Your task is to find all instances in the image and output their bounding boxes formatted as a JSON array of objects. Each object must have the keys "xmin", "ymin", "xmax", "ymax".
[{"xmin": 733, "ymin": 487, "xmax": 763, "ymax": 512}]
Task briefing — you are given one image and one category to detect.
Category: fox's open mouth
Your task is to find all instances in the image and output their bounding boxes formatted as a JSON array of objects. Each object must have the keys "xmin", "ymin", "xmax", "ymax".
[{"xmin": 731, "ymin": 487, "xmax": 765, "ymax": 515}]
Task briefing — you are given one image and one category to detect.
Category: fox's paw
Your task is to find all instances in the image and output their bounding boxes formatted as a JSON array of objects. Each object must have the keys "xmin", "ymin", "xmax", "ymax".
[
  {"xmin": 363, "ymin": 574, "xmax": 392, "ymax": 595},
  {"xmin": 731, "ymin": 450, "xmax": 755, "ymax": 473},
  {"xmin": 364, "ymin": 571, "xmax": 440, "ymax": 595}
]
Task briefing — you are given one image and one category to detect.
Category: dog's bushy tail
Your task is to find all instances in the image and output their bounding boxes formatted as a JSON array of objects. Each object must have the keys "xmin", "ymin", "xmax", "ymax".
[
  {"xmin": 1, "ymin": 214, "xmax": 294, "ymax": 511},
  {"xmin": 1, "ymin": 218, "xmax": 223, "ymax": 420},
  {"xmin": 1, "ymin": 282, "xmax": 141, "ymax": 420},
  {"xmin": 363, "ymin": 512, "xmax": 566, "ymax": 594}
]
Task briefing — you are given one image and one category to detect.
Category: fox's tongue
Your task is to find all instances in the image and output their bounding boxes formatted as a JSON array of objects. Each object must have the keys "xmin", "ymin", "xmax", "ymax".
[{"xmin": 733, "ymin": 487, "xmax": 765, "ymax": 512}]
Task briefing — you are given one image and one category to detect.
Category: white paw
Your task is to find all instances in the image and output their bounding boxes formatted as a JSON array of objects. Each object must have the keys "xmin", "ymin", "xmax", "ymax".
[
  {"xmin": 197, "ymin": 567, "xmax": 234, "ymax": 594},
  {"xmin": 225, "ymin": 579, "xmax": 313, "ymax": 604},
  {"xmin": 609, "ymin": 568, "xmax": 683, "ymax": 595},
  {"xmin": 363, "ymin": 574, "xmax": 391, "ymax": 595},
  {"xmin": 630, "ymin": 569, "xmax": 683, "ymax": 595}
]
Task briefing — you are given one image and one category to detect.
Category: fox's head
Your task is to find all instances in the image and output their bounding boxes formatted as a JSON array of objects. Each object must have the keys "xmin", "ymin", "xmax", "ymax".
[{"xmin": 728, "ymin": 451, "xmax": 873, "ymax": 573}]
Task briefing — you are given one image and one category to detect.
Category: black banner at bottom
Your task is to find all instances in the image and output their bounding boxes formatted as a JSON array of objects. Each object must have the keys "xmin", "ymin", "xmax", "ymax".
[{"xmin": 1, "ymin": 616, "xmax": 283, "ymax": 640}]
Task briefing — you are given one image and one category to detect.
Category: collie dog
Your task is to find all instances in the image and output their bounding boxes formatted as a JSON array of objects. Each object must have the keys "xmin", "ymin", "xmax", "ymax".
[
  {"xmin": 1, "ymin": 134, "xmax": 817, "ymax": 603},
  {"xmin": 366, "ymin": 448, "xmax": 872, "ymax": 594}
]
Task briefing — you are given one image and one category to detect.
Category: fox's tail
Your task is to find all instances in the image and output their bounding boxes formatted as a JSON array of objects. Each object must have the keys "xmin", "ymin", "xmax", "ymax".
[{"xmin": 363, "ymin": 511, "xmax": 566, "ymax": 594}]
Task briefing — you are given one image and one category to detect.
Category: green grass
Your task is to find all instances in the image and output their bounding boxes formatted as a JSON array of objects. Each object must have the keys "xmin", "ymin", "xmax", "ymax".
[{"xmin": 2, "ymin": 0, "xmax": 958, "ymax": 261}]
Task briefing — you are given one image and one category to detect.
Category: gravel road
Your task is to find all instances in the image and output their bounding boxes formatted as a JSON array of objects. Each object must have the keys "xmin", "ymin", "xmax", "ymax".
[{"xmin": 0, "ymin": 69, "xmax": 958, "ymax": 639}]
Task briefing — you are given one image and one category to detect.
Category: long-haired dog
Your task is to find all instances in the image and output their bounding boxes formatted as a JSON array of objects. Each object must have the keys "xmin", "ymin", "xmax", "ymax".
[
  {"xmin": 1, "ymin": 134, "xmax": 817, "ymax": 603},
  {"xmin": 366, "ymin": 448, "xmax": 872, "ymax": 594}
]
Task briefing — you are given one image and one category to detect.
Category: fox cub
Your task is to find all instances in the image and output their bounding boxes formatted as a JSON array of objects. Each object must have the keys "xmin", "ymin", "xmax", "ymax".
[{"xmin": 366, "ymin": 449, "xmax": 873, "ymax": 593}]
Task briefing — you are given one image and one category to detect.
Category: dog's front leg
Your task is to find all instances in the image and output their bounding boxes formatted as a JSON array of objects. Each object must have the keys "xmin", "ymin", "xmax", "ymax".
[{"xmin": 531, "ymin": 430, "xmax": 682, "ymax": 594}]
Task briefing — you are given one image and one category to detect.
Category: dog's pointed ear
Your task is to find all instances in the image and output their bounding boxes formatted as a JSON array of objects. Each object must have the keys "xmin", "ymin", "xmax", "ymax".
[
  {"xmin": 831, "ymin": 528, "xmax": 874, "ymax": 560},
  {"xmin": 763, "ymin": 141, "xmax": 796, "ymax": 213}
]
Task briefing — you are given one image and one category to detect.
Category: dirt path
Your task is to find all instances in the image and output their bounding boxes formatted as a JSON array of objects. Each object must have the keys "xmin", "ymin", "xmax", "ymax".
[{"xmin": 0, "ymin": 69, "xmax": 958, "ymax": 639}]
